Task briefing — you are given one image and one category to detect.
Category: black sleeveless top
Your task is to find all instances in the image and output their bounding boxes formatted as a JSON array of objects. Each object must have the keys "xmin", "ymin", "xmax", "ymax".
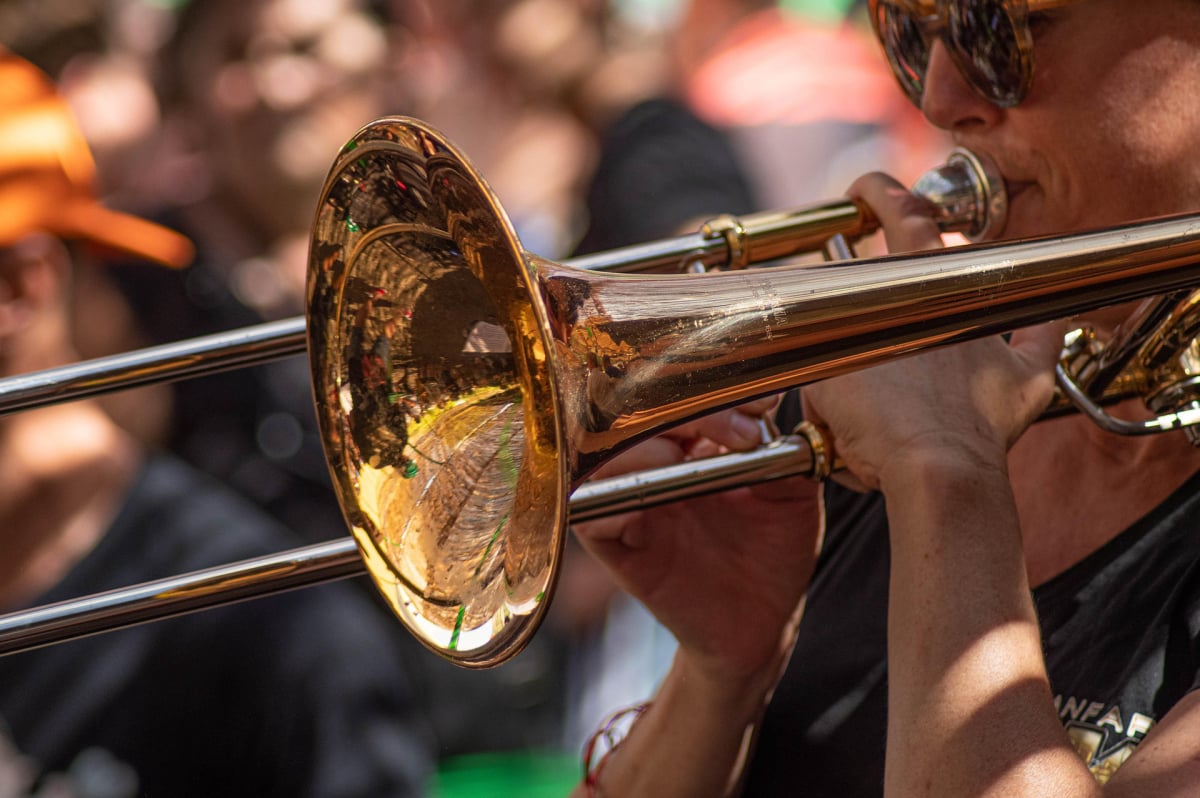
[{"xmin": 743, "ymin": 439, "xmax": 1200, "ymax": 795}]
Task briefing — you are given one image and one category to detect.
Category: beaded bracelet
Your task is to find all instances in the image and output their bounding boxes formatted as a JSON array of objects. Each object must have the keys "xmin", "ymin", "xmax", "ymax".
[{"xmin": 581, "ymin": 701, "xmax": 651, "ymax": 796}]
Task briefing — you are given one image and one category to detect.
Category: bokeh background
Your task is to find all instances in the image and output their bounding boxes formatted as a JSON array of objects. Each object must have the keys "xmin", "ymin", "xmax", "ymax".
[{"xmin": 0, "ymin": 0, "xmax": 949, "ymax": 793}]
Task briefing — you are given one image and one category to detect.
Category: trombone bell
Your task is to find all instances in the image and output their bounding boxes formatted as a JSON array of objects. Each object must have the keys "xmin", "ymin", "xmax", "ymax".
[
  {"xmin": 309, "ymin": 121, "xmax": 566, "ymax": 667},
  {"xmin": 307, "ymin": 117, "xmax": 1012, "ymax": 667},
  {"xmin": 308, "ymin": 117, "xmax": 1200, "ymax": 668}
]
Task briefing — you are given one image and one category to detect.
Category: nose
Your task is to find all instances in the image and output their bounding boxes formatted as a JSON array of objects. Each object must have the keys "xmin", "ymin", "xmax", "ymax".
[{"xmin": 920, "ymin": 40, "xmax": 1003, "ymax": 132}]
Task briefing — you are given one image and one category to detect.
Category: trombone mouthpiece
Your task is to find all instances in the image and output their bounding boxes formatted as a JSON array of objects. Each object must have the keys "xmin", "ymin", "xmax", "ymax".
[{"xmin": 913, "ymin": 148, "xmax": 1008, "ymax": 242}]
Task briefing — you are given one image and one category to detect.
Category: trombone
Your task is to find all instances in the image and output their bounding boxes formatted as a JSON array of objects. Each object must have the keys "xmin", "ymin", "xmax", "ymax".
[
  {"xmin": 3, "ymin": 117, "xmax": 1200, "ymax": 668},
  {"xmin": 0, "ymin": 147, "xmax": 1000, "ymax": 415}
]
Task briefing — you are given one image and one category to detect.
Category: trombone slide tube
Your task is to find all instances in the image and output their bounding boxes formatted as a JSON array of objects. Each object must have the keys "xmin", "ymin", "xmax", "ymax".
[
  {"xmin": 0, "ymin": 318, "xmax": 308, "ymax": 415},
  {"xmin": 0, "ymin": 440, "xmax": 819, "ymax": 656},
  {"xmin": 0, "ymin": 539, "xmax": 363, "ymax": 655},
  {"xmin": 0, "ymin": 213, "xmax": 859, "ymax": 415}
]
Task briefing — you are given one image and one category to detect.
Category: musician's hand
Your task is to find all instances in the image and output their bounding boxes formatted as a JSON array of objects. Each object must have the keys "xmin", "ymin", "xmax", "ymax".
[
  {"xmin": 803, "ymin": 327, "xmax": 1064, "ymax": 495},
  {"xmin": 573, "ymin": 397, "xmax": 823, "ymax": 693},
  {"xmin": 803, "ymin": 173, "xmax": 1065, "ymax": 494}
]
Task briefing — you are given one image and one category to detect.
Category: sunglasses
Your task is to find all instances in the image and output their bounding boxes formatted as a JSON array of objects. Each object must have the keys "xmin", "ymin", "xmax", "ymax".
[{"xmin": 869, "ymin": 0, "xmax": 1076, "ymax": 109}]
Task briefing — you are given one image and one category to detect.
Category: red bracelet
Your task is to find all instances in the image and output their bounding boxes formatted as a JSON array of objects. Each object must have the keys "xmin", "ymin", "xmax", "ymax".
[{"xmin": 582, "ymin": 702, "xmax": 651, "ymax": 796}]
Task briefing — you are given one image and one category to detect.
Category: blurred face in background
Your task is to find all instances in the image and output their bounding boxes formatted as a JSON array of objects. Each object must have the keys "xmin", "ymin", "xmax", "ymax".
[{"xmin": 170, "ymin": 0, "xmax": 394, "ymax": 240}]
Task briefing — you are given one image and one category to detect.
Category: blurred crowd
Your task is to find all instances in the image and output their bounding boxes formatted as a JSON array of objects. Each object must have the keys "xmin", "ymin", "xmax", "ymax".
[{"xmin": 0, "ymin": 0, "xmax": 948, "ymax": 794}]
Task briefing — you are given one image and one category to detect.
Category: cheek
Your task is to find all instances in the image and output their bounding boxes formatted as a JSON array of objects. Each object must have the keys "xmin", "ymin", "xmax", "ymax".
[
  {"xmin": 1080, "ymin": 38, "xmax": 1200, "ymax": 219},
  {"xmin": 1024, "ymin": 93, "xmax": 1194, "ymax": 231},
  {"xmin": 1022, "ymin": 18, "xmax": 1200, "ymax": 225}
]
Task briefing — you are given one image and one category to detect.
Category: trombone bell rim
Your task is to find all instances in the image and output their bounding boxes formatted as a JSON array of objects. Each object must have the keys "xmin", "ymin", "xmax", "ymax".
[{"xmin": 307, "ymin": 117, "xmax": 569, "ymax": 668}]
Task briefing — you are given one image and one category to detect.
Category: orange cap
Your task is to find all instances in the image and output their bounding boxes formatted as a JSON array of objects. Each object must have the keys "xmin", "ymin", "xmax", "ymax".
[{"xmin": 0, "ymin": 50, "xmax": 193, "ymax": 268}]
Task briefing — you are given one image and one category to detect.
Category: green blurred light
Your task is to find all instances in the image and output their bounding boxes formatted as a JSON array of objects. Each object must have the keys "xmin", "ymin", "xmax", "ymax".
[{"xmin": 780, "ymin": 0, "xmax": 856, "ymax": 23}]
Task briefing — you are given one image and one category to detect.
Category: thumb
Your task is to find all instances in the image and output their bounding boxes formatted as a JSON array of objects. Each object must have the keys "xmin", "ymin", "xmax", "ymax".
[
  {"xmin": 1007, "ymin": 320, "xmax": 1070, "ymax": 435},
  {"xmin": 1010, "ymin": 320, "xmax": 1069, "ymax": 373}
]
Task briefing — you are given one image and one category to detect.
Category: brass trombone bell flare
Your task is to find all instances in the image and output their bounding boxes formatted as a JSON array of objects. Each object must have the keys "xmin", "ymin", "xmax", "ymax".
[
  {"xmin": 305, "ymin": 119, "xmax": 1008, "ymax": 668},
  {"xmin": 0, "ymin": 121, "xmax": 1006, "ymax": 662},
  {"xmin": 0, "ymin": 117, "xmax": 1199, "ymax": 664},
  {"xmin": 305, "ymin": 118, "xmax": 1007, "ymax": 668},
  {"xmin": 307, "ymin": 117, "xmax": 1200, "ymax": 668}
]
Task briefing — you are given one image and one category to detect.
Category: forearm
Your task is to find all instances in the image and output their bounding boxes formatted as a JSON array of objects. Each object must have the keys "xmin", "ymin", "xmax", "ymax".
[
  {"xmin": 881, "ymin": 454, "xmax": 1098, "ymax": 798},
  {"xmin": 571, "ymin": 652, "xmax": 775, "ymax": 798}
]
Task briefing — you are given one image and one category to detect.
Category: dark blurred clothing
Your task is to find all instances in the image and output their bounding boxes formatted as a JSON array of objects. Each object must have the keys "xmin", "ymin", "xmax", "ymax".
[
  {"xmin": 0, "ymin": 454, "xmax": 431, "ymax": 798},
  {"xmin": 574, "ymin": 97, "xmax": 758, "ymax": 254}
]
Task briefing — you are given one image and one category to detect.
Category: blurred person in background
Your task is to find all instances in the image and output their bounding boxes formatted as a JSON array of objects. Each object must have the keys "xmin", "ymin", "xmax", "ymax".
[
  {"xmin": 679, "ymin": 0, "xmax": 945, "ymax": 207},
  {"xmin": 0, "ymin": 0, "xmax": 184, "ymax": 446},
  {"xmin": 393, "ymin": 0, "xmax": 605, "ymax": 260},
  {"xmin": 135, "ymin": 0, "xmax": 400, "ymax": 544},
  {"xmin": 0, "ymin": 49, "xmax": 431, "ymax": 797},
  {"xmin": 149, "ymin": 1, "xmax": 588, "ymax": 780}
]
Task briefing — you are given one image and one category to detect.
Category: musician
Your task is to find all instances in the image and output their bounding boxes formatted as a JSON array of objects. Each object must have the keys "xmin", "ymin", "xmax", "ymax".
[
  {"xmin": 572, "ymin": 1, "xmax": 1200, "ymax": 795},
  {"xmin": 0, "ymin": 51, "xmax": 432, "ymax": 797}
]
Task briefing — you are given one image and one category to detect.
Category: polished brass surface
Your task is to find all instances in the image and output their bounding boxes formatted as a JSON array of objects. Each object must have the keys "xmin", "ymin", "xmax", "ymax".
[
  {"xmin": 308, "ymin": 121, "xmax": 564, "ymax": 667},
  {"xmin": 687, "ymin": 146, "xmax": 1004, "ymax": 270},
  {"xmin": 0, "ymin": 440, "xmax": 824, "ymax": 656},
  {"xmin": 307, "ymin": 116, "xmax": 1200, "ymax": 667},
  {"xmin": 1055, "ymin": 289, "xmax": 1200, "ymax": 440},
  {"xmin": 303, "ymin": 119, "xmax": 1005, "ymax": 667},
  {"xmin": 0, "ymin": 122, "xmax": 1007, "ymax": 666},
  {"xmin": 3, "ymin": 115, "xmax": 1200, "ymax": 667}
]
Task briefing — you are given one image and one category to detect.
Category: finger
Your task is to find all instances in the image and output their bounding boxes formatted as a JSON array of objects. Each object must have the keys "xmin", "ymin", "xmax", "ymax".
[
  {"xmin": 740, "ymin": 394, "xmax": 782, "ymax": 417},
  {"xmin": 800, "ymin": 387, "xmax": 883, "ymax": 492},
  {"xmin": 1009, "ymin": 320, "xmax": 1070, "ymax": 371},
  {"xmin": 572, "ymin": 513, "xmax": 628, "ymax": 547},
  {"xmin": 1009, "ymin": 320, "xmax": 1070, "ymax": 409},
  {"xmin": 1007, "ymin": 320, "xmax": 1071, "ymax": 434},
  {"xmin": 846, "ymin": 172, "xmax": 944, "ymax": 254},
  {"xmin": 588, "ymin": 397, "xmax": 783, "ymax": 480},
  {"xmin": 590, "ymin": 435, "xmax": 687, "ymax": 480},
  {"xmin": 677, "ymin": 403, "xmax": 777, "ymax": 453}
]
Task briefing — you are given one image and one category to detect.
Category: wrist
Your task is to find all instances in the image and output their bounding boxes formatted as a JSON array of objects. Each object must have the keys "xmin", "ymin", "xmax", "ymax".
[
  {"xmin": 877, "ymin": 445, "xmax": 1020, "ymax": 567},
  {"xmin": 877, "ymin": 437, "xmax": 1009, "ymax": 501},
  {"xmin": 576, "ymin": 654, "xmax": 772, "ymax": 798},
  {"xmin": 672, "ymin": 646, "xmax": 786, "ymax": 726},
  {"xmin": 583, "ymin": 701, "xmax": 652, "ymax": 796}
]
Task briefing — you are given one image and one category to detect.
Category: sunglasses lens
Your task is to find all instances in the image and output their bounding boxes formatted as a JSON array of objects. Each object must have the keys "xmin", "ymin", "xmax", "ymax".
[
  {"xmin": 876, "ymin": 2, "xmax": 930, "ymax": 105},
  {"xmin": 945, "ymin": 0, "xmax": 1028, "ymax": 106}
]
